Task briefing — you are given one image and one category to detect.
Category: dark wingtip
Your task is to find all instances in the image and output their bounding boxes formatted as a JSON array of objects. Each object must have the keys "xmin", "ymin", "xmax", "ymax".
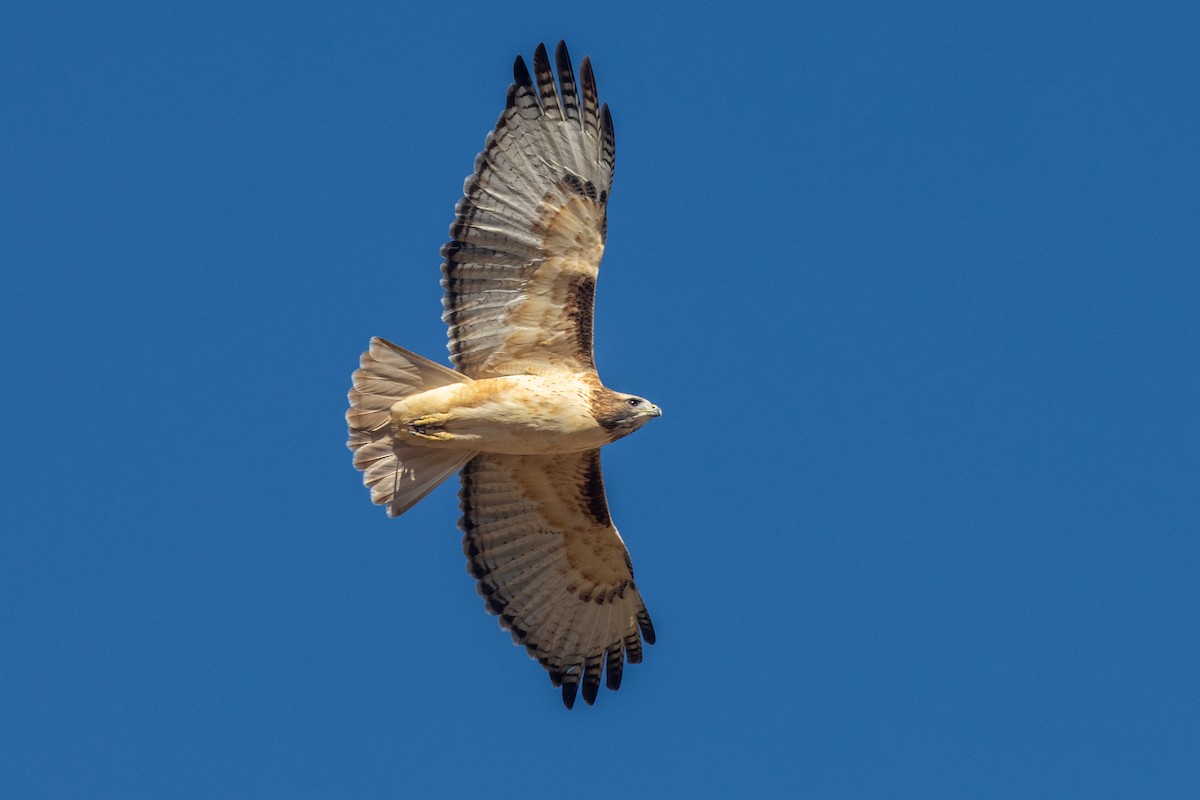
[
  {"xmin": 582, "ymin": 678, "xmax": 599, "ymax": 706},
  {"xmin": 639, "ymin": 609, "xmax": 656, "ymax": 645},
  {"xmin": 561, "ymin": 680, "xmax": 578, "ymax": 710},
  {"xmin": 513, "ymin": 54, "xmax": 532, "ymax": 88},
  {"xmin": 580, "ymin": 55, "xmax": 596, "ymax": 95},
  {"xmin": 606, "ymin": 647, "xmax": 623, "ymax": 691}
]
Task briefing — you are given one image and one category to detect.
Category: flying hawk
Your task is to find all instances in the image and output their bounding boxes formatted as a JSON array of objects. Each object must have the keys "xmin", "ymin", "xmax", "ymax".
[{"xmin": 346, "ymin": 41, "xmax": 660, "ymax": 708}]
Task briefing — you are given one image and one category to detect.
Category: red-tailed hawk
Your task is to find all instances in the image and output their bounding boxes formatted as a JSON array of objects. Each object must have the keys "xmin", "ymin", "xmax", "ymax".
[{"xmin": 347, "ymin": 42, "xmax": 660, "ymax": 708}]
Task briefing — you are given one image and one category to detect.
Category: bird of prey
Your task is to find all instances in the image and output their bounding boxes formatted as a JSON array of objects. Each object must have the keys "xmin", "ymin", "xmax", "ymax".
[{"xmin": 346, "ymin": 41, "xmax": 660, "ymax": 708}]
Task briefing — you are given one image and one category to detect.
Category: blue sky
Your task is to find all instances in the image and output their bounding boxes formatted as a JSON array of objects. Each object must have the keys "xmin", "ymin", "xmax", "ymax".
[{"xmin": 3, "ymin": 1, "xmax": 1198, "ymax": 797}]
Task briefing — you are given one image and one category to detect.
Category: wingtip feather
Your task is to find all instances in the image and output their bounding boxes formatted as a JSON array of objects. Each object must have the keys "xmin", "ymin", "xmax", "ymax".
[{"xmin": 513, "ymin": 53, "xmax": 532, "ymax": 90}]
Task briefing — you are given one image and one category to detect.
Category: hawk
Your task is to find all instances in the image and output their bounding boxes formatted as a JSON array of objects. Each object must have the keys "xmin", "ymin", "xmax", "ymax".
[{"xmin": 346, "ymin": 41, "xmax": 660, "ymax": 708}]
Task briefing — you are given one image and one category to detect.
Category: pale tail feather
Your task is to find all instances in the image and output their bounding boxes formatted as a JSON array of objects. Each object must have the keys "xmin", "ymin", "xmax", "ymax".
[{"xmin": 347, "ymin": 337, "xmax": 477, "ymax": 517}]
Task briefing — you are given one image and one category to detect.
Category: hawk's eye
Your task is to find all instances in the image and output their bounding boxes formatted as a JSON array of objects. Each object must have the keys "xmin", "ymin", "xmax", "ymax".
[{"xmin": 627, "ymin": 398, "xmax": 641, "ymax": 407}]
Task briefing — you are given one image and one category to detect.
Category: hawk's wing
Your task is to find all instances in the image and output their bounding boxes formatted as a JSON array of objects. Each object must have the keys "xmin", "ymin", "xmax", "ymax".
[
  {"xmin": 441, "ymin": 41, "xmax": 614, "ymax": 379},
  {"xmin": 460, "ymin": 451, "xmax": 655, "ymax": 708}
]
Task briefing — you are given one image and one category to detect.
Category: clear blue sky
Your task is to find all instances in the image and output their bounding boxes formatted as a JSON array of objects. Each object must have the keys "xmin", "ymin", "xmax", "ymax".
[{"xmin": 3, "ymin": 2, "xmax": 1198, "ymax": 797}]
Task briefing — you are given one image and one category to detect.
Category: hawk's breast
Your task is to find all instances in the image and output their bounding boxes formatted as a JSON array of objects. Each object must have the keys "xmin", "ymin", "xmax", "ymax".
[{"xmin": 391, "ymin": 373, "xmax": 611, "ymax": 455}]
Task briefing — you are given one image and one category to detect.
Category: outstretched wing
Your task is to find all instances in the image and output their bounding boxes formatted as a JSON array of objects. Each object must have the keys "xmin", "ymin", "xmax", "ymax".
[
  {"xmin": 441, "ymin": 41, "xmax": 615, "ymax": 379},
  {"xmin": 459, "ymin": 451, "xmax": 655, "ymax": 708}
]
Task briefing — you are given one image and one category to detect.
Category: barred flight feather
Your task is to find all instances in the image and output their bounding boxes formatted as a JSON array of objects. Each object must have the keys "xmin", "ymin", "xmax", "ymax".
[
  {"xmin": 441, "ymin": 40, "xmax": 615, "ymax": 379},
  {"xmin": 460, "ymin": 451, "xmax": 653, "ymax": 706}
]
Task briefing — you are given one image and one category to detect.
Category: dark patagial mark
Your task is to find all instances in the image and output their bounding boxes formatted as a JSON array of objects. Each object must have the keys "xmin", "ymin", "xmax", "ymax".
[
  {"xmin": 580, "ymin": 451, "xmax": 611, "ymax": 527},
  {"xmin": 564, "ymin": 274, "xmax": 596, "ymax": 368}
]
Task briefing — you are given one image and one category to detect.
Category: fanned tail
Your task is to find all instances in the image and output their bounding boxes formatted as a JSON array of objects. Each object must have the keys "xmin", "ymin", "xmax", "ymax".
[{"xmin": 347, "ymin": 337, "xmax": 477, "ymax": 517}]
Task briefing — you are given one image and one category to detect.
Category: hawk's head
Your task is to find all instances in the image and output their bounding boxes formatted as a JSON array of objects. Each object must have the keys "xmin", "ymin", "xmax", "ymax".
[{"xmin": 592, "ymin": 389, "xmax": 662, "ymax": 441}]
